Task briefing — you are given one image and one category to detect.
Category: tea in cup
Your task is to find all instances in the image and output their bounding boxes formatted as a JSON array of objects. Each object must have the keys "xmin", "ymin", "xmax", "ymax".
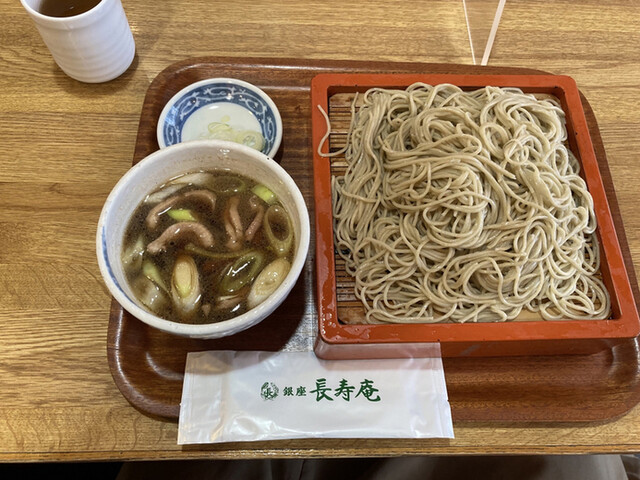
[{"xmin": 20, "ymin": 0, "xmax": 136, "ymax": 83}]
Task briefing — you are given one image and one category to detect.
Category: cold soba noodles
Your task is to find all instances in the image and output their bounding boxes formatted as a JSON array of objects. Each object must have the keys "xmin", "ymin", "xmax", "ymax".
[
  {"xmin": 121, "ymin": 170, "xmax": 295, "ymax": 324},
  {"xmin": 322, "ymin": 83, "xmax": 610, "ymax": 324}
]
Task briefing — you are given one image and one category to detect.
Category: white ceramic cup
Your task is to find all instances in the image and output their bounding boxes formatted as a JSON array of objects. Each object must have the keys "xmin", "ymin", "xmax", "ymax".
[{"xmin": 20, "ymin": 0, "xmax": 135, "ymax": 83}]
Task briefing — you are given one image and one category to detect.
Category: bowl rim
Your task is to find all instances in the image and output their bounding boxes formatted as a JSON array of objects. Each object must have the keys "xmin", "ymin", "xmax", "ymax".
[
  {"xmin": 156, "ymin": 77, "xmax": 283, "ymax": 158},
  {"xmin": 96, "ymin": 140, "xmax": 309, "ymax": 337}
]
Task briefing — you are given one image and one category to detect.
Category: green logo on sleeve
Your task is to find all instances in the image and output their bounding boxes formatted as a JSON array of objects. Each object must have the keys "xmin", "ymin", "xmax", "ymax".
[
  {"xmin": 260, "ymin": 382, "xmax": 279, "ymax": 400},
  {"xmin": 260, "ymin": 378, "xmax": 381, "ymax": 403}
]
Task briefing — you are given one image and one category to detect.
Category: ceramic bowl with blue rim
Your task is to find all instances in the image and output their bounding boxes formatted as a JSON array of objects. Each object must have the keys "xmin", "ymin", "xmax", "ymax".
[
  {"xmin": 96, "ymin": 140, "xmax": 310, "ymax": 339},
  {"xmin": 157, "ymin": 78, "xmax": 283, "ymax": 158}
]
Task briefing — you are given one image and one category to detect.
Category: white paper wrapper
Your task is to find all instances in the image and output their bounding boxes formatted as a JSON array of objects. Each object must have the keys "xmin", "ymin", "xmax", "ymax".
[{"xmin": 178, "ymin": 350, "xmax": 454, "ymax": 444}]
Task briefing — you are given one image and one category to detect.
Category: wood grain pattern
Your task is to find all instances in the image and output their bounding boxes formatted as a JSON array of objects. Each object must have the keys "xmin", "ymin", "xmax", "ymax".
[{"xmin": 3, "ymin": 0, "xmax": 640, "ymax": 461}]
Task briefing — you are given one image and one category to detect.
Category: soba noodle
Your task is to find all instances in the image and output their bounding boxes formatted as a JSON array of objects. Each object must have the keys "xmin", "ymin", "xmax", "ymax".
[{"xmin": 321, "ymin": 83, "xmax": 610, "ymax": 324}]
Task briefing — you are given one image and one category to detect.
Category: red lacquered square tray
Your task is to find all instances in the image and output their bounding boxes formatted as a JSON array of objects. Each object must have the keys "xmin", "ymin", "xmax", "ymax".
[{"xmin": 311, "ymin": 73, "xmax": 640, "ymax": 358}]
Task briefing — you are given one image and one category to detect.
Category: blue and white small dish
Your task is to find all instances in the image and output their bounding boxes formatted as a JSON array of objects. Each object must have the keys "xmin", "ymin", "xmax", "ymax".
[{"xmin": 157, "ymin": 78, "xmax": 283, "ymax": 158}]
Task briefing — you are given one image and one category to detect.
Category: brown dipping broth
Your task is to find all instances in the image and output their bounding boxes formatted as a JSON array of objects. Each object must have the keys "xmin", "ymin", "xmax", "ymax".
[{"xmin": 122, "ymin": 170, "xmax": 295, "ymax": 324}]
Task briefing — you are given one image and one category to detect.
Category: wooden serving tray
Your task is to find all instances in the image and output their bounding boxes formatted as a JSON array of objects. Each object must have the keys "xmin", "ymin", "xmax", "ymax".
[{"xmin": 107, "ymin": 56, "xmax": 640, "ymax": 422}]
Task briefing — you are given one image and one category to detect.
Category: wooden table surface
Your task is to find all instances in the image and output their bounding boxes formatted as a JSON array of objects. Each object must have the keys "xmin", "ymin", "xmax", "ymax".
[{"xmin": 2, "ymin": 0, "xmax": 640, "ymax": 461}]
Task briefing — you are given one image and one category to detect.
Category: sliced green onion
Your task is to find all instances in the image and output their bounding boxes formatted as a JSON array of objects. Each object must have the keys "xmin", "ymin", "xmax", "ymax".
[
  {"xmin": 142, "ymin": 259, "xmax": 167, "ymax": 291},
  {"xmin": 235, "ymin": 130, "xmax": 265, "ymax": 151},
  {"xmin": 167, "ymin": 208, "xmax": 197, "ymax": 222},
  {"xmin": 173, "ymin": 255, "xmax": 196, "ymax": 298},
  {"xmin": 168, "ymin": 172, "xmax": 217, "ymax": 190},
  {"xmin": 248, "ymin": 258, "xmax": 290, "ymax": 309},
  {"xmin": 122, "ymin": 235, "xmax": 145, "ymax": 272},
  {"xmin": 205, "ymin": 122, "xmax": 236, "ymax": 141},
  {"xmin": 264, "ymin": 204, "xmax": 294, "ymax": 256},
  {"xmin": 171, "ymin": 254, "xmax": 201, "ymax": 319},
  {"xmin": 252, "ymin": 184, "xmax": 277, "ymax": 205},
  {"xmin": 144, "ymin": 184, "xmax": 184, "ymax": 204},
  {"xmin": 133, "ymin": 276, "xmax": 168, "ymax": 314},
  {"xmin": 220, "ymin": 251, "xmax": 265, "ymax": 294}
]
